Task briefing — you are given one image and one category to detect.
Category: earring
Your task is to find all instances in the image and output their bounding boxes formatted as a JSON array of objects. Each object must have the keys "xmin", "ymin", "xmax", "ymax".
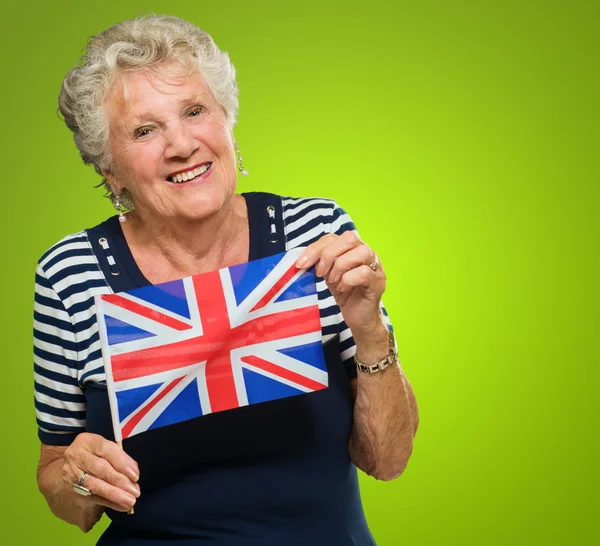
[
  {"xmin": 235, "ymin": 141, "xmax": 248, "ymax": 176},
  {"xmin": 114, "ymin": 193, "xmax": 126, "ymax": 223}
]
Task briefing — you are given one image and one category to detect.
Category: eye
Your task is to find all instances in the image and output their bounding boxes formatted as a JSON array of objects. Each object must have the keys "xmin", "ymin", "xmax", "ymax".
[
  {"xmin": 187, "ymin": 105, "xmax": 205, "ymax": 117},
  {"xmin": 133, "ymin": 126, "xmax": 153, "ymax": 139}
]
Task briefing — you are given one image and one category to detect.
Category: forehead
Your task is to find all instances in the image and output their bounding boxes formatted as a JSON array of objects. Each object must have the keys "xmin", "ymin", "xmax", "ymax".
[{"xmin": 105, "ymin": 65, "xmax": 213, "ymax": 123}]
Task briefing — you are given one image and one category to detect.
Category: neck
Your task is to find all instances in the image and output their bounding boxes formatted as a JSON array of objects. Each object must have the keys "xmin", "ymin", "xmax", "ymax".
[{"xmin": 121, "ymin": 194, "xmax": 249, "ymax": 280}]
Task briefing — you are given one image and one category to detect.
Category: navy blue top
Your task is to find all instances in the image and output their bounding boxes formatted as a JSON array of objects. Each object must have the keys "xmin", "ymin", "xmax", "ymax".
[{"xmin": 80, "ymin": 193, "xmax": 375, "ymax": 545}]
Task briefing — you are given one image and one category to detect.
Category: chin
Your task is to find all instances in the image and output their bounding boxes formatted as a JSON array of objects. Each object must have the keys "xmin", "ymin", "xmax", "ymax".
[{"xmin": 178, "ymin": 195, "xmax": 232, "ymax": 221}]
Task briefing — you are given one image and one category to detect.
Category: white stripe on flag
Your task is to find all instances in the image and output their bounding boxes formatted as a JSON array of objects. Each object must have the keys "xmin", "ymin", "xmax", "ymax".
[
  {"xmin": 225, "ymin": 248, "xmax": 304, "ymax": 323},
  {"xmin": 117, "ymin": 292, "xmax": 194, "ymax": 328},
  {"xmin": 122, "ymin": 372, "xmax": 197, "ymax": 438},
  {"xmin": 196, "ymin": 361, "xmax": 212, "ymax": 415}
]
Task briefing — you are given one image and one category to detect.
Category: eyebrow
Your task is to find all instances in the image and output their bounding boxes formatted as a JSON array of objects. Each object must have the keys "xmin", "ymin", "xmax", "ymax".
[
  {"xmin": 129, "ymin": 97, "xmax": 206, "ymax": 126},
  {"xmin": 130, "ymin": 111, "xmax": 161, "ymax": 125},
  {"xmin": 178, "ymin": 95, "xmax": 206, "ymax": 108}
]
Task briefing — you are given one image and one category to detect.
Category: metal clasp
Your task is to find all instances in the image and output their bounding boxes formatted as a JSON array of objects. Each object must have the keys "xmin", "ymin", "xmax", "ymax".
[
  {"xmin": 267, "ymin": 205, "xmax": 278, "ymax": 243},
  {"xmin": 98, "ymin": 238, "xmax": 120, "ymax": 276}
]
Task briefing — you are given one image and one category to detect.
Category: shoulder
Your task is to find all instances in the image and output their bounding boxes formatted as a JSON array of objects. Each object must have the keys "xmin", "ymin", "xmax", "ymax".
[
  {"xmin": 35, "ymin": 229, "xmax": 106, "ymax": 312},
  {"xmin": 281, "ymin": 195, "xmax": 338, "ymax": 214},
  {"xmin": 37, "ymin": 230, "xmax": 93, "ymax": 275},
  {"xmin": 281, "ymin": 196, "xmax": 357, "ymax": 248},
  {"xmin": 37, "ymin": 216, "xmax": 118, "ymax": 278}
]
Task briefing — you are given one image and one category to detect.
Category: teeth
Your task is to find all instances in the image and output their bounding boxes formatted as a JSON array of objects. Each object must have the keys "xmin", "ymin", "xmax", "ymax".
[{"xmin": 169, "ymin": 163, "xmax": 211, "ymax": 183}]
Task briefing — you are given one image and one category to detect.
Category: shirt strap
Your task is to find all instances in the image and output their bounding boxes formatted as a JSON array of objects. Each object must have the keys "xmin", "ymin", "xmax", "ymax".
[
  {"xmin": 243, "ymin": 192, "xmax": 286, "ymax": 259},
  {"xmin": 87, "ymin": 218, "xmax": 138, "ymax": 293}
]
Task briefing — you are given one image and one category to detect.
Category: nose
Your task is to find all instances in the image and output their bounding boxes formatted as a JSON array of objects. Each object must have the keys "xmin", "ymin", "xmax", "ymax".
[{"xmin": 164, "ymin": 123, "xmax": 198, "ymax": 160}]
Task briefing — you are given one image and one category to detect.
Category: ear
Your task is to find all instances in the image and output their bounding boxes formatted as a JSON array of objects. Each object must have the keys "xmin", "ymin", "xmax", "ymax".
[
  {"xmin": 102, "ymin": 168, "xmax": 115, "ymax": 184},
  {"xmin": 101, "ymin": 169, "xmax": 122, "ymax": 194}
]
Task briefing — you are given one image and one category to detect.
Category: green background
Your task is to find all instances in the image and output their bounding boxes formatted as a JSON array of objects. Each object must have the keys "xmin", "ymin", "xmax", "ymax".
[{"xmin": 1, "ymin": 0, "xmax": 597, "ymax": 544}]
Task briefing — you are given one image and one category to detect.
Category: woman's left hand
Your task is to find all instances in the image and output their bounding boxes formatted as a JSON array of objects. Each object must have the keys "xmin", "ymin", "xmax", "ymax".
[{"xmin": 295, "ymin": 231, "xmax": 387, "ymax": 344}]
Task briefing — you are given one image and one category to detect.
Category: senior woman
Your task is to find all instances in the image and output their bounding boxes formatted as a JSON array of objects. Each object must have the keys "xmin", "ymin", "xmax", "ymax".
[{"xmin": 34, "ymin": 15, "xmax": 418, "ymax": 545}]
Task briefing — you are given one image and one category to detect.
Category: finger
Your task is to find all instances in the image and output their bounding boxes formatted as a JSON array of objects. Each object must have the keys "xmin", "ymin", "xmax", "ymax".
[
  {"xmin": 65, "ymin": 433, "xmax": 139, "ymax": 483},
  {"xmin": 65, "ymin": 459, "xmax": 138, "ymax": 510},
  {"xmin": 65, "ymin": 447, "xmax": 141, "ymax": 501},
  {"xmin": 90, "ymin": 494, "xmax": 135, "ymax": 513},
  {"xmin": 326, "ymin": 244, "xmax": 375, "ymax": 285},
  {"xmin": 81, "ymin": 472, "xmax": 138, "ymax": 509},
  {"xmin": 337, "ymin": 264, "xmax": 385, "ymax": 295},
  {"xmin": 315, "ymin": 232, "xmax": 364, "ymax": 278},
  {"xmin": 295, "ymin": 232, "xmax": 363, "ymax": 275},
  {"xmin": 83, "ymin": 453, "xmax": 141, "ymax": 497},
  {"xmin": 294, "ymin": 234, "xmax": 339, "ymax": 270},
  {"xmin": 327, "ymin": 283, "xmax": 352, "ymax": 307},
  {"xmin": 87, "ymin": 436, "xmax": 139, "ymax": 482}
]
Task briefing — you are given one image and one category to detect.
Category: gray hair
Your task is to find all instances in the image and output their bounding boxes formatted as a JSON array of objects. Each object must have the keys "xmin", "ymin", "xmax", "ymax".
[{"xmin": 58, "ymin": 14, "xmax": 239, "ymax": 207}]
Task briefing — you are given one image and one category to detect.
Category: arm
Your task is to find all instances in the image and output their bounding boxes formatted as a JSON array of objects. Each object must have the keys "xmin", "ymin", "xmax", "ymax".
[
  {"xmin": 37, "ymin": 434, "xmax": 140, "ymax": 532},
  {"xmin": 296, "ymin": 231, "xmax": 418, "ymax": 481},
  {"xmin": 33, "ymin": 262, "xmax": 140, "ymax": 530},
  {"xmin": 348, "ymin": 323, "xmax": 419, "ymax": 480}
]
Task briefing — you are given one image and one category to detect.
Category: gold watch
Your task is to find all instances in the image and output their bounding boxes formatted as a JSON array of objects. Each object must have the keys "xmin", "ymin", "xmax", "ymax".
[{"xmin": 354, "ymin": 330, "xmax": 398, "ymax": 374}]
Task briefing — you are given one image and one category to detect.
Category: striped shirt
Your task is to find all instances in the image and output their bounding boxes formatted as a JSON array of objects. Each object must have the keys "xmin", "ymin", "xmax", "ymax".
[{"xmin": 33, "ymin": 195, "xmax": 391, "ymax": 445}]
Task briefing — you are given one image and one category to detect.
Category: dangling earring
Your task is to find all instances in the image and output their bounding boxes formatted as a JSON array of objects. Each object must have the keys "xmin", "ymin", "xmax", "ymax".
[
  {"xmin": 114, "ymin": 192, "xmax": 126, "ymax": 223},
  {"xmin": 235, "ymin": 141, "xmax": 248, "ymax": 177}
]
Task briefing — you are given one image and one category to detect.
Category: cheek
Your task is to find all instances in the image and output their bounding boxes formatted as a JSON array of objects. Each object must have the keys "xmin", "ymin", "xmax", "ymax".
[
  {"xmin": 213, "ymin": 130, "xmax": 236, "ymax": 172},
  {"xmin": 123, "ymin": 146, "xmax": 163, "ymax": 180},
  {"xmin": 208, "ymin": 117, "xmax": 234, "ymax": 153}
]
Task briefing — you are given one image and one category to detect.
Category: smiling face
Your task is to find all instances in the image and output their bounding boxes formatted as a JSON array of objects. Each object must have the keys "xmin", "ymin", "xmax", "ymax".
[{"xmin": 103, "ymin": 64, "xmax": 238, "ymax": 224}]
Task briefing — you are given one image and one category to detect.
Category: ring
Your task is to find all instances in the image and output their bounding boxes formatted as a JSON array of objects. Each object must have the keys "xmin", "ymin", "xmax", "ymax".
[
  {"xmin": 369, "ymin": 260, "xmax": 379, "ymax": 271},
  {"xmin": 73, "ymin": 471, "xmax": 92, "ymax": 497},
  {"xmin": 78, "ymin": 471, "xmax": 89, "ymax": 486}
]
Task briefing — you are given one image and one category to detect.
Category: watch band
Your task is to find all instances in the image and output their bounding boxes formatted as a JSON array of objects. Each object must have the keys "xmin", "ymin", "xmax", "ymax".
[{"xmin": 354, "ymin": 330, "xmax": 397, "ymax": 374}]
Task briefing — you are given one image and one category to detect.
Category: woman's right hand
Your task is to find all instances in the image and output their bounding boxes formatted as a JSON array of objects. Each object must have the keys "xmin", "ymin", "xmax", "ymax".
[{"xmin": 61, "ymin": 432, "xmax": 141, "ymax": 512}]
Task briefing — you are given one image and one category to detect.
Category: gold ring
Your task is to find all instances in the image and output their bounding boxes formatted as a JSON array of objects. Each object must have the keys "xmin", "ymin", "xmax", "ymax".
[{"xmin": 369, "ymin": 260, "xmax": 379, "ymax": 271}]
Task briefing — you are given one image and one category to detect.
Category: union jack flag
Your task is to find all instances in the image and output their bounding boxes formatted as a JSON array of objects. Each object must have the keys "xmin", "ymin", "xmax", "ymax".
[{"xmin": 95, "ymin": 249, "xmax": 328, "ymax": 441}]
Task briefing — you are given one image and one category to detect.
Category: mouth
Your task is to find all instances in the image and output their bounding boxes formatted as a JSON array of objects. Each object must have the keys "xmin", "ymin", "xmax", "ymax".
[{"xmin": 166, "ymin": 162, "xmax": 212, "ymax": 184}]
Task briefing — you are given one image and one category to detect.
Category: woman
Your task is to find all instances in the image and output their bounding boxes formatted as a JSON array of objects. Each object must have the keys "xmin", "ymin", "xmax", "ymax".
[{"xmin": 34, "ymin": 15, "xmax": 418, "ymax": 545}]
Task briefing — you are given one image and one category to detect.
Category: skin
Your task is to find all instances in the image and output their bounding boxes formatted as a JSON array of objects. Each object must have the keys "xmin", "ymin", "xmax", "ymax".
[
  {"xmin": 37, "ymin": 63, "xmax": 418, "ymax": 532},
  {"xmin": 105, "ymin": 64, "xmax": 250, "ymax": 282},
  {"xmin": 37, "ymin": 436, "xmax": 140, "ymax": 532},
  {"xmin": 296, "ymin": 234, "xmax": 419, "ymax": 480}
]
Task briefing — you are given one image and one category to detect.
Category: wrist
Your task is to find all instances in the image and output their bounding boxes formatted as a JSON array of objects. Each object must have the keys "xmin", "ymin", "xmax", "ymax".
[{"xmin": 354, "ymin": 323, "xmax": 390, "ymax": 364}]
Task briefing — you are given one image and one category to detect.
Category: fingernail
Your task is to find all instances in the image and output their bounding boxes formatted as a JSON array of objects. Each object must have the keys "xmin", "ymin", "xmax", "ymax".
[
  {"xmin": 296, "ymin": 256, "xmax": 307, "ymax": 268},
  {"xmin": 121, "ymin": 493, "xmax": 136, "ymax": 507},
  {"xmin": 127, "ymin": 483, "xmax": 141, "ymax": 497},
  {"xmin": 126, "ymin": 466, "xmax": 139, "ymax": 482}
]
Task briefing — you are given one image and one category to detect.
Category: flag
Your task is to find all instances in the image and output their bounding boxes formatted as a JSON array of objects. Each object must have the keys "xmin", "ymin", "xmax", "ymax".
[{"xmin": 95, "ymin": 248, "xmax": 328, "ymax": 441}]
